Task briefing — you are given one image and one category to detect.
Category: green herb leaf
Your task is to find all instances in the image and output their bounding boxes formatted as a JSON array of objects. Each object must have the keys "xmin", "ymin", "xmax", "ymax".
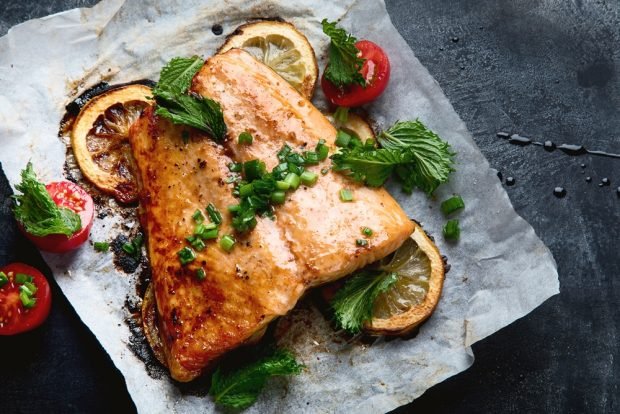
[
  {"xmin": 209, "ymin": 349, "xmax": 304, "ymax": 409},
  {"xmin": 331, "ymin": 270, "xmax": 398, "ymax": 334},
  {"xmin": 154, "ymin": 56, "xmax": 204, "ymax": 96},
  {"xmin": 321, "ymin": 20, "xmax": 366, "ymax": 87},
  {"xmin": 12, "ymin": 163, "xmax": 81, "ymax": 237},
  {"xmin": 331, "ymin": 147, "xmax": 415, "ymax": 187},
  {"xmin": 153, "ymin": 57, "xmax": 227, "ymax": 141},
  {"xmin": 378, "ymin": 120, "xmax": 455, "ymax": 194}
]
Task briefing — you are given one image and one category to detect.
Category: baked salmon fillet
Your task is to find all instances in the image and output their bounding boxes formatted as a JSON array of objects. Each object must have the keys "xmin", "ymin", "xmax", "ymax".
[{"xmin": 129, "ymin": 49, "xmax": 414, "ymax": 382}]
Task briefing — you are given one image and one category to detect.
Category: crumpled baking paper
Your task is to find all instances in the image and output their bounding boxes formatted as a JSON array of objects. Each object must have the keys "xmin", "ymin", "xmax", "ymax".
[{"xmin": 0, "ymin": 0, "xmax": 559, "ymax": 412}]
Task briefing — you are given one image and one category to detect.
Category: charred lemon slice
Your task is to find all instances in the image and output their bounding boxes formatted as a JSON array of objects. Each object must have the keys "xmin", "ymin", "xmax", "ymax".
[
  {"xmin": 327, "ymin": 111, "xmax": 375, "ymax": 141},
  {"xmin": 218, "ymin": 21, "xmax": 318, "ymax": 99},
  {"xmin": 71, "ymin": 84, "xmax": 151, "ymax": 204},
  {"xmin": 142, "ymin": 283, "xmax": 167, "ymax": 366},
  {"xmin": 365, "ymin": 222, "xmax": 445, "ymax": 336}
]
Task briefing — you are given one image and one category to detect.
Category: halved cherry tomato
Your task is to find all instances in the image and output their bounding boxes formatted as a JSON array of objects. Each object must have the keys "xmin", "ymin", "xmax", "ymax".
[
  {"xmin": 20, "ymin": 181, "xmax": 94, "ymax": 253},
  {"xmin": 0, "ymin": 263, "xmax": 52, "ymax": 335},
  {"xmin": 321, "ymin": 40, "xmax": 391, "ymax": 107}
]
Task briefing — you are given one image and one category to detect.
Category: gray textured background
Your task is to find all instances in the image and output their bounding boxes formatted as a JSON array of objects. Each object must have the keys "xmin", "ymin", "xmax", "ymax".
[{"xmin": 1, "ymin": 0, "xmax": 619, "ymax": 413}]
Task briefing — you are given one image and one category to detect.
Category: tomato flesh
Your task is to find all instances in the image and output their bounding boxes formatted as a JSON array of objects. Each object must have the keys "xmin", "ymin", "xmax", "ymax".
[
  {"xmin": 21, "ymin": 181, "xmax": 94, "ymax": 253},
  {"xmin": 321, "ymin": 40, "xmax": 391, "ymax": 107},
  {"xmin": 0, "ymin": 263, "xmax": 51, "ymax": 335}
]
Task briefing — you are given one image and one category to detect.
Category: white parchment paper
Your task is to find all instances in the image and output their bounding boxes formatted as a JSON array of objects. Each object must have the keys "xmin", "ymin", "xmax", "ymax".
[{"xmin": 0, "ymin": 0, "xmax": 559, "ymax": 412}]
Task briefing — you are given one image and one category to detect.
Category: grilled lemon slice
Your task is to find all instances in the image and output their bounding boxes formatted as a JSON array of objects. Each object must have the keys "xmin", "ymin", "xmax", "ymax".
[
  {"xmin": 365, "ymin": 222, "xmax": 445, "ymax": 336},
  {"xmin": 141, "ymin": 283, "xmax": 167, "ymax": 366},
  {"xmin": 218, "ymin": 21, "xmax": 318, "ymax": 99},
  {"xmin": 71, "ymin": 84, "xmax": 151, "ymax": 204}
]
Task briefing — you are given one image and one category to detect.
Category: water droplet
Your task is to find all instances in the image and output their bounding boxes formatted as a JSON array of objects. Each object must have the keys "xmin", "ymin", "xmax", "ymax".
[
  {"xmin": 553, "ymin": 187, "xmax": 567, "ymax": 198},
  {"xmin": 439, "ymin": 47, "xmax": 444, "ymax": 51},
  {"xmin": 509, "ymin": 134, "xmax": 532, "ymax": 146},
  {"xmin": 558, "ymin": 144, "xmax": 587, "ymax": 156},
  {"xmin": 496, "ymin": 131, "xmax": 510, "ymax": 139},
  {"xmin": 211, "ymin": 24, "xmax": 223, "ymax": 35},
  {"xmin": 601, "ymin": 177, "xmax": 611, "ymax": 186},
  {"xmin": 586, "ymin": 176, "xmax": 592, "ymax": 182},
  {"xmin": 460, "ymin": 65, "xmax": 465, "ymax": 70},
  {"xmin": 506, "ymin": 177, "xmax": 516, "ymax": 186},
  {"xmin": 451, "ymin": 37, "xmax": 460, "ymax": 43},
  {"xmin": 617, "ymin": 187, "xmax": 620, "ymax": 197},
  {"xmin": 543, "ymin": 141, "xmax": 556, "ymax": 152}
]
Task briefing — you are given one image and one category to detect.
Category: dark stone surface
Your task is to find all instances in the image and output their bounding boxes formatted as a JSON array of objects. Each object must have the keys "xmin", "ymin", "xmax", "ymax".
[{"xmin": 1, "ymin": 1, "xmax": 619, "ymax": 413}]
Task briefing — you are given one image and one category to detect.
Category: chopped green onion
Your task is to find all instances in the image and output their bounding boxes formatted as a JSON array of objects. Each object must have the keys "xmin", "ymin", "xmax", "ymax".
[
  {"xmin": 333, "ymin": 106, "xmax": 349, "ymax": 123},
  {"xmin": 243, "ymin": 160, "xmax": 266, "ymax": 181},
  {"xmin": 122, "ymin": 242, "xmax": 136, "ymax": 255},
  {"xmin": 192, "ymin": 209, "xmax": 205, "ymax": 223},
  {"xmin": 238, "ymin": 131, "xmax": 253, "ymax": 145},
  {"xmin": 195, "ymin": 222, "xmax": 217, "ymax": 234},
  {"xmin": 195, "ymin": 223, "xmax": 219, "ymax": 240},
  {"xmin": 335, "ymin": 130, "xmax": 352, "ymax": 147},
  {"xmin": 364, "ymin": 138, "xmax": 376, "ymax": 149},
  {"xmin": 277, "ymin": 144, "xmax": 292, "ymax": 161},
  {"xmin": 15, "ymin": 273, "xmax": 31, "ymax": 284},
  {"xmin": 284, "ymin": 172, "xmax": 301, "ymax": 190},
  {"xmin": 178, "ymin": 246, "xmax": 196, "ymax": 265},
  {"xmin": 443, "ymin": 219, "xmax": 460, "ymax": 241},
  {"xmin": 220, "ymin": 235, "xmax": 236, "ymax": 252},
  {"xmin": 225, "ymin": 175, "xmax": 239, "ymax": 184},
  {"xmin": 286, "ymin": 152, "xmax": 306, "ymax": 166},
  {"xmin": 321, "ymin": 168, "xmax": 330, "ymax": 175},
  {"xmin": 206, "ymin": 203, "xmax": 223, "ymax": 225},
  {"xmin": 203, "ymin": 228, "xmax": 220, "ymax": 240},
  {"xmin": 356, "ymin": 239, "xmax": 368, "ymax": 247},
  {"xmin": 349, "ymin": 136, "xmax": 363, "ymax": 148},
  {"xmin": 272, "ymin": 163, "xmax": 289, "ymax": 178},
  {"xmin": 94, "ymin": 241, "xmax": 110, "ymax": 252},
  {"xmin": 186, "ymin": 234, "xmax": 197, "ymax": 243},
  {"xmin": 23, "ymin": 281, "xmax": 37, "ymax": 295},
  {"xmin": 228, "ymin": 162, "xmax": 242, "ymax": 172},
  {"xmin": 239, "ymin": 183, "xmax": 254, "ymax": 197},
  {"xmin": 316, "ymin": 141, "xmax": 329, "ymax": 161},
  {"xmin": 228, "ymin": 205, "xmax": 241, "ymax": 213},
  {"xmin": 300, "ymin": 171, "xmax": 318, "ymax": 186},
  {"xmin": 19, "ymin": 290, "xmax": 36, "ymax": 308},
  {"xmin": 362, "ymin": 227, "xmax": 373, "ymax": 236},
  {"xmin": 440, "ymin": 195, "xmax": 465, "ymax": 216},
  {"xmin": 339, "ymin": 189, "xmax": 354, "ymax": 202},
  {"xmin": 271, "ymin": 191, "xmax": 286, "ymax": 204},
  {"xmin": 0, "ymin": 272, "xmax": 8, "ymax": 288},
  {"xmin": 303, "ymin": 151, "xmax": 320, "ymax": 165},
  {"xmin": 276, "ymin": 180, "xmax": 290, "ymax": 191},
  {"xmin": 287, "ymin": 162, "xmax": 304, "ymax": 176},
  {"xmin": 191, "ymin": 238, "xmax": 206, "ymax": 251},
  {"xmin": 196, "ymin": 267, "xmax": 207, "ymax": 281},
  {"xmin": 19, "ymin": 284, "xmax": 34, "ymax": 296}
]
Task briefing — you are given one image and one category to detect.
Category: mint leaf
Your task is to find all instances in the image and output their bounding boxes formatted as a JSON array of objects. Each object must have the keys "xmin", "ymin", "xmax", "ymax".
[
  {"xmin": 209, "ymin": 349, "xmax": 304, "ymax": 409},
  {"xmin": 12, "ymin": 162, "xmax": 81, "ymax": 237},
  {"xmin": 153, "ymin": 57, "xmax": 227, "ymax": 141},
  {"xmin": 331, "ymin": 270, "xmax": 398, "ymax": 334},
  {"xmin": 321, "ymin": 19, "xmax": 366, "ymax": 87}
]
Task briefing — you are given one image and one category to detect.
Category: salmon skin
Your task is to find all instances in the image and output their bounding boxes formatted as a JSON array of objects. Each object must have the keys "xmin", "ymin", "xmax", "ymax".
[{"xmin": 129, "ymin": 49, "xmax": 414, "ymax": 382}]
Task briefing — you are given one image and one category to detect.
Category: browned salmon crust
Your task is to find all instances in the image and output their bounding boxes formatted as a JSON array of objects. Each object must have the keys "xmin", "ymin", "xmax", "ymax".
[{"xmin": 129, "ymin": 49, "xmax": 414, "ymax": 382}]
